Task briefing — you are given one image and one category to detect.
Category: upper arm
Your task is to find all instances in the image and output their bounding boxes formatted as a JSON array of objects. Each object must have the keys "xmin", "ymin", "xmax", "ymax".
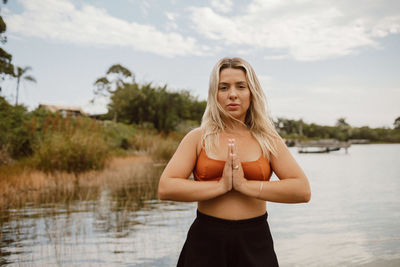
[
  {"xmin": 160, "ymin": 128, "xmax": 202, "ymax": 180},
  {"xmin": 270, "ymin": 137, "xmax": 307, "ymax": 180}
]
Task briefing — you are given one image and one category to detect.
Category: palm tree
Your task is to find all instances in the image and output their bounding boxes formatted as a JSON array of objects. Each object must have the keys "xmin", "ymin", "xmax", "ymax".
[{"xmin": 14, "ymin": 66, "xmax": 36, "ymax": 105}]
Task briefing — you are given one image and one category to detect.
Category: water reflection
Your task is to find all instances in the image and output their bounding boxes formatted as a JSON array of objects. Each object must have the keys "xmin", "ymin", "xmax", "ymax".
[
  {"xmin": 1, "ymin": 145, "xmax": 400, "ymax": 266},
  {"xmin": 0, "ymin": 162, "xmax": 183, "ymax": 266}
]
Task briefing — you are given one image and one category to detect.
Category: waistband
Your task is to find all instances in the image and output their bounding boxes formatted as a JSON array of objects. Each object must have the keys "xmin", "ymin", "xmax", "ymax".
[{"xmin": 196, "ymin": 209, "xmax": 268, "ymax": 228}]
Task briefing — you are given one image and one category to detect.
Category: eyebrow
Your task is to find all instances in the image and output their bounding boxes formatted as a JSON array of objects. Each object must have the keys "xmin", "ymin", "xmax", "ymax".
[{"xmin": 218, "ymin": 81, "xmax": 247, "ymax": 85}]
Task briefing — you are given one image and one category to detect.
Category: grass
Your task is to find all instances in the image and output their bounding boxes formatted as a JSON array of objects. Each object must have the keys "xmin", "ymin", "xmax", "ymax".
[
  {"xmin": 0, "ymin": 155, "xmax": 158, "ymax": 212},
  {"xmin": 0, "ymin": 116, "xmax": 186, "ymax": 212}
]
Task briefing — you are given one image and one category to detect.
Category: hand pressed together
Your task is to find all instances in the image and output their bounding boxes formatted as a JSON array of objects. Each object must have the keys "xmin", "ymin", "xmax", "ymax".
[{"xmin": 218, "ymin": 138, "xmax": 247, "ymax": 193}]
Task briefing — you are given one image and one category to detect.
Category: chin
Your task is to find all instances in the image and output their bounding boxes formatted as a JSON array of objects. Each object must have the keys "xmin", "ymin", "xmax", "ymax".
[{"xmin": 228, "ymin": 114, "xmax": 246, "ymax": 122}]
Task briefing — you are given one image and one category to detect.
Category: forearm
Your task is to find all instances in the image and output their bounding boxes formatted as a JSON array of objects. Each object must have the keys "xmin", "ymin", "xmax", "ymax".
[
  {"xmin": 158, "ymin": 177, "xmax": 225, "ymax": 202},
  {"xmin": 240, "ymin": 178, "xmax": 311, "ymax": 203}
]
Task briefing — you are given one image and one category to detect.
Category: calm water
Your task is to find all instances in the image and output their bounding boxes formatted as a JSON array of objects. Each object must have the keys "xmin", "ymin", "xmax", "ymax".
[{"xmin": 1, "ymin": 144, "xmax": 399, "ymax": 266}]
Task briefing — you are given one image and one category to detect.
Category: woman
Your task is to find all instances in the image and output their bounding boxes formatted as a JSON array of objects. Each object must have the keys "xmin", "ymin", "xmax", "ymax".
[{"xmin": 158, "ymin": 57, "xmax": 311, "ymax": 266}]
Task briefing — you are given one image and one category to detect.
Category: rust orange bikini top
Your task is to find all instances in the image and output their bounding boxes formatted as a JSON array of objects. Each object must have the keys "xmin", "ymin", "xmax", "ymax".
[{"xmin": 193, "ymin": 148, "xmax": 273, "ymax": 181}]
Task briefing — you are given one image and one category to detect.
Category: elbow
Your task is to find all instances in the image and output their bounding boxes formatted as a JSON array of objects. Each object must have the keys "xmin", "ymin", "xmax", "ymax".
[
  {"xmin": 302, "ymin": 183, "xmax": 311, "ymax": 203},
  {"xmin": 300, "ymin": 177, "xmax": 311, "ymax": 203},
  {"xmin": 158, "ymin": 188, "xmax": 165, "ymax": 200},
  {"xmin": 303, "ymin": 189, "xmax": 311, "ymax": 203},
  {"xmin": 157, "ymin": 180, "xmax": 168, "ymax": 200},
  {"xmin": 158, "ymin": 185, "xmax": 169, "ymax": 201}
]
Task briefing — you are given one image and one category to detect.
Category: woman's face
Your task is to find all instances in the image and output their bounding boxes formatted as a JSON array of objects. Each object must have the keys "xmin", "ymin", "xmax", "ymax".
[{"xmin": 217, "ymin": 68, "xmax": 251, "ymax": 122}]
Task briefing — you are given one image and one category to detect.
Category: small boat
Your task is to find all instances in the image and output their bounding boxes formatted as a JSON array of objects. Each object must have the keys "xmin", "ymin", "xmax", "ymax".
[
  {"xmin": 298, "ymin": 147, "xmax": 341, "ymax": 153},
  {"xmin": 296, "ymin": 139, "xmax": 350, "ymax": 154}
]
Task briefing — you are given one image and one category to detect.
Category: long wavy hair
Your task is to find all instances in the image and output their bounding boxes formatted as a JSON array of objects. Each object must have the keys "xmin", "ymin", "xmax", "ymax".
[{"xmin": 200, "ymin": 57, "xmax": 280, "ymax": 160}]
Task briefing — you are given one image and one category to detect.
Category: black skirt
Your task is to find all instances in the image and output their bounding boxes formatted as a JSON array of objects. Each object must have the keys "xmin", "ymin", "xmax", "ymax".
[{"xmin": 177, "ymin": 209, "xmax": 279, "ymax": 267}]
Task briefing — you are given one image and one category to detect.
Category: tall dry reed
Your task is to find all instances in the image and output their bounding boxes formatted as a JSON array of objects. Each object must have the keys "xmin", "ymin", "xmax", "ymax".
[{"xmin": 31, "ymin": 115, "xmax": 110, "ymax": 175}]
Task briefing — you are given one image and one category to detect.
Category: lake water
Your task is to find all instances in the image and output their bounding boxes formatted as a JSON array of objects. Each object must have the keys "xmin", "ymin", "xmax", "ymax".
[{"xmin": 1, "ymin": 144, "xmax": 399, "ymax": 266}]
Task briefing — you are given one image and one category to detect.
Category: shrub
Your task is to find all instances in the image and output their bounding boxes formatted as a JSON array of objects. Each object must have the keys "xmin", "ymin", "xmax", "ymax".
[
  {"xmin": 0, "ymin": 97, "xmax": 33, "ymax": 158},
  {"xmin": 33, "ymin": 129, "xmax": 110, "ymax": 175},
  {"xmin": 0, "ymin": 145, "xmax": 13, "ymax": 166},
  {"xmin": 101, "ymin": 121, "xmax": 137, "ymax": 151}
]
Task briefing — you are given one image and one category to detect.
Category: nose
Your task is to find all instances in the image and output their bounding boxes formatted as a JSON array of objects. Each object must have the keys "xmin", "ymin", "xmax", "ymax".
[{"xmin": 228, "ymin": 87, "xmax": 238, "ymax": 100}]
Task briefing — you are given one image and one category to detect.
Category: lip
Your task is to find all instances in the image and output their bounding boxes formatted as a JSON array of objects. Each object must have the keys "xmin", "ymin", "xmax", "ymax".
[{"xmin": 227, "ymin": 103, "xmax": 240, "ymax": 110}]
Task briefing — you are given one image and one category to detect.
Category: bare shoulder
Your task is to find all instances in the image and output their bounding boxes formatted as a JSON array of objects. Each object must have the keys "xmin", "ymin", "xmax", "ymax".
[
  {"xmin": 161, "ymin": 127, "xmax": 203, "ymax": 179},
  {"xmin": 269, "ymin": 135, "xmax": 290, "ymax": 161},
  {"xmin": 270, "ymin": 135, "xmax": 306, "ymax": 180},
  {"xmin": 184, "ymin": 127, "xmax": 203, "ymax": 140},
  {"xmin": 182, "ymin": 127, "xmax": 204, "ymax": 154}
]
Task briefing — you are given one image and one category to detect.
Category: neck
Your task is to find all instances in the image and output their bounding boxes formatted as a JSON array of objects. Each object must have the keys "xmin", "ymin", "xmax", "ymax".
[{"xmin": 224, "ymin": 119, "xmax": 248, "ymax": 132}]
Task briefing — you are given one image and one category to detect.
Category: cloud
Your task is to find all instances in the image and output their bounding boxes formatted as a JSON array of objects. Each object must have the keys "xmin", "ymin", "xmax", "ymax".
[
  {"xmin": 264, "ymin": 55, "xmax": 290, "ymax": 60},
  {"xmin": 256, "ymin": 74, "xmax": 274, "ymax": 90},
  {"xmin": 5, "ymin": 0, "xmax": 203, "ymax": 57},
  {"xmin": 165, "ymin": 12, "xmax": 178, "ymax": 31},
  {"xmin": 189, "ymin": 0, "xmax": 400, "ymax": 61},
  {"xmin": 211, "ymin": 0, "xmax": 233, "ymax": 13}
]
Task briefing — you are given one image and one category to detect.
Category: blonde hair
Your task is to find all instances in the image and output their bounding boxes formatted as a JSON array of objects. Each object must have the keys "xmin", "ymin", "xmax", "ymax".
[{"xmin": 200, "ymin": 57, "xmax": 280, "ymax": 160}]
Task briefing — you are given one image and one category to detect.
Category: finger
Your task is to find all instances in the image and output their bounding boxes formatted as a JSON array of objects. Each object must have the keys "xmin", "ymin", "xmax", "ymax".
[
  {"xmin": 227, "ymin": 139, "xmax": 232, "ymax": 160},
  {"xmin": 231, "ymin": 139, "xmax": 237, "ymax": 170},
  {"xmin": 226, "ymin": 139, "xmax": 232, "ymax": 179},
  {"xmin": 233, "ymin": 139, "xmax": 239, "ymax": 162},
  {"xmin": 230, "ymin": 139, "xmax": 234, "ymax": 167},
  {"xmin": 231, "ymin": 139, "xmax": 239, "ymax": 171},
  {"xmin": 225, "ymin": 139, "xmax": 233, "ymax": 174}
]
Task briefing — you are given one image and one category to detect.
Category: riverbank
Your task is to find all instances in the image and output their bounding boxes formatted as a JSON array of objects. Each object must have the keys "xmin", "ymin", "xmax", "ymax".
[{"xmin": 0, "ymin": 154, "xmax": 158, "ymax": 211}]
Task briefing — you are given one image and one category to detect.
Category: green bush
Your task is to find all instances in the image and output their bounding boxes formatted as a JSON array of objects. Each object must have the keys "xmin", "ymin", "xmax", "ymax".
[
  {"xmin": 0, "ymin": 96, "xmax": 35, "ymax": 159},
  {"xmin": 101, "ymin": 121, "xmax": 137, "ymax": 151},
  {"xmin": 33, "ymin": 130, "xmax": 110, "ymax": 175}
]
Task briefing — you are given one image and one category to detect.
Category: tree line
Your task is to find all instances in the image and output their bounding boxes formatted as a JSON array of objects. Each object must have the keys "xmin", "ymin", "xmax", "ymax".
[
  {"xmin": 275, "ymin": 117, "xmax": 400, "ymax": 143},
  {"xmin": 1, "ymin": 93, "xmax": 400, "ymax": 166},
  {"xmin": 92, "ymin": 64, "xmax": 206, "ymax": 133}
]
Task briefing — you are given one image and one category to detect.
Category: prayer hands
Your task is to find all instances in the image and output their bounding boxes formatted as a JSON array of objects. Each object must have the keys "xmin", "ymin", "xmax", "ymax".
[
  {"xmin": 230, "ymin": 139, "xmax": 247, "ymax": 192},
  {"xmin": 219, "ymin": 138, "xmax": 247, "ymax": 193}
]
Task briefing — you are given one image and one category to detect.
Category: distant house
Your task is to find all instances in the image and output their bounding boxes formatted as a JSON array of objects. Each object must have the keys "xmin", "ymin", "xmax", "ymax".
[
  {"xmin": 38, "ymin": 104, "xmax": 87, "ymax": 118},
  {"xmin": 88, "ymin": 113, "xmax": 106, "ymax": 120}
]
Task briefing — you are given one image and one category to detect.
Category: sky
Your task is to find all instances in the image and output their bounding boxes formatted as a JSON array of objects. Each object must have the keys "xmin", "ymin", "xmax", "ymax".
[{"xmin": 1, "ymin": 0, "xmax": 400, "ymax": 128}]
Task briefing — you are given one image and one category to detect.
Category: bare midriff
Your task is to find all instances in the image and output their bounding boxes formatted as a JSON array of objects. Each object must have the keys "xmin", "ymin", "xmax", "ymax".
[{"xmin": 197, "ymin": 191, "xmax": 267, "ymax": 220}]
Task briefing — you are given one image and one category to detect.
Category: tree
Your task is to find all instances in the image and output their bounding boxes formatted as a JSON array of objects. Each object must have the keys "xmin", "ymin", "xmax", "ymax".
[
  {"xmin": 394, "ymin": 117, "xmax": 400, "ymax": 130},
  {"xmin": 14, "ymin": 66, "xmax": 36, "ymax": 105},
  {"xmin": 334, "ymin": 117, "xmax": 351, "ymax": 141},
  {"xmin": 335, "ymin": 117, "xmax": 349, "ymax": 127},
  {"xmin": 0, "ymin": 95, "xmax": 33, "ymax": 159},
  {"xmin": 93, "ymin": 64, "xmax": 135, "ymax": 97},
  {"xmin": 93, "ymin": 64, "xmax": 135, "ymax": 121},
  {"xmin": 0, "ymin": 2, "xmax": 15, "ymax": 83}
]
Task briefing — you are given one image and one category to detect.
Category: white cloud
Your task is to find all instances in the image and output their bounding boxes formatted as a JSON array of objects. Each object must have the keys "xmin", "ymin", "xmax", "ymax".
[
  {"xmin": 5, "ymin": 0, "xmax": 203, "ymax": 57},
  {"xmin": 165, "ymin": 12, "xmax": 178, "ymax": 31},
  {"xmin": 165, "ymin": 12, "xmax": 177, "ymax": 21},
  {"xmin": 211, "ymin": 0, "xmax": 233, "ymax": 13},
  {"xmin": 189, "ymin": 0, "xmax": 400, "ymax": 61},
  {"xmin": 257, "ymin": 74, "xmax": 274, "ymax": 90},
  {"xmin": 264, "ymin": 55, "xmax": 290, "ymax": 60}
]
